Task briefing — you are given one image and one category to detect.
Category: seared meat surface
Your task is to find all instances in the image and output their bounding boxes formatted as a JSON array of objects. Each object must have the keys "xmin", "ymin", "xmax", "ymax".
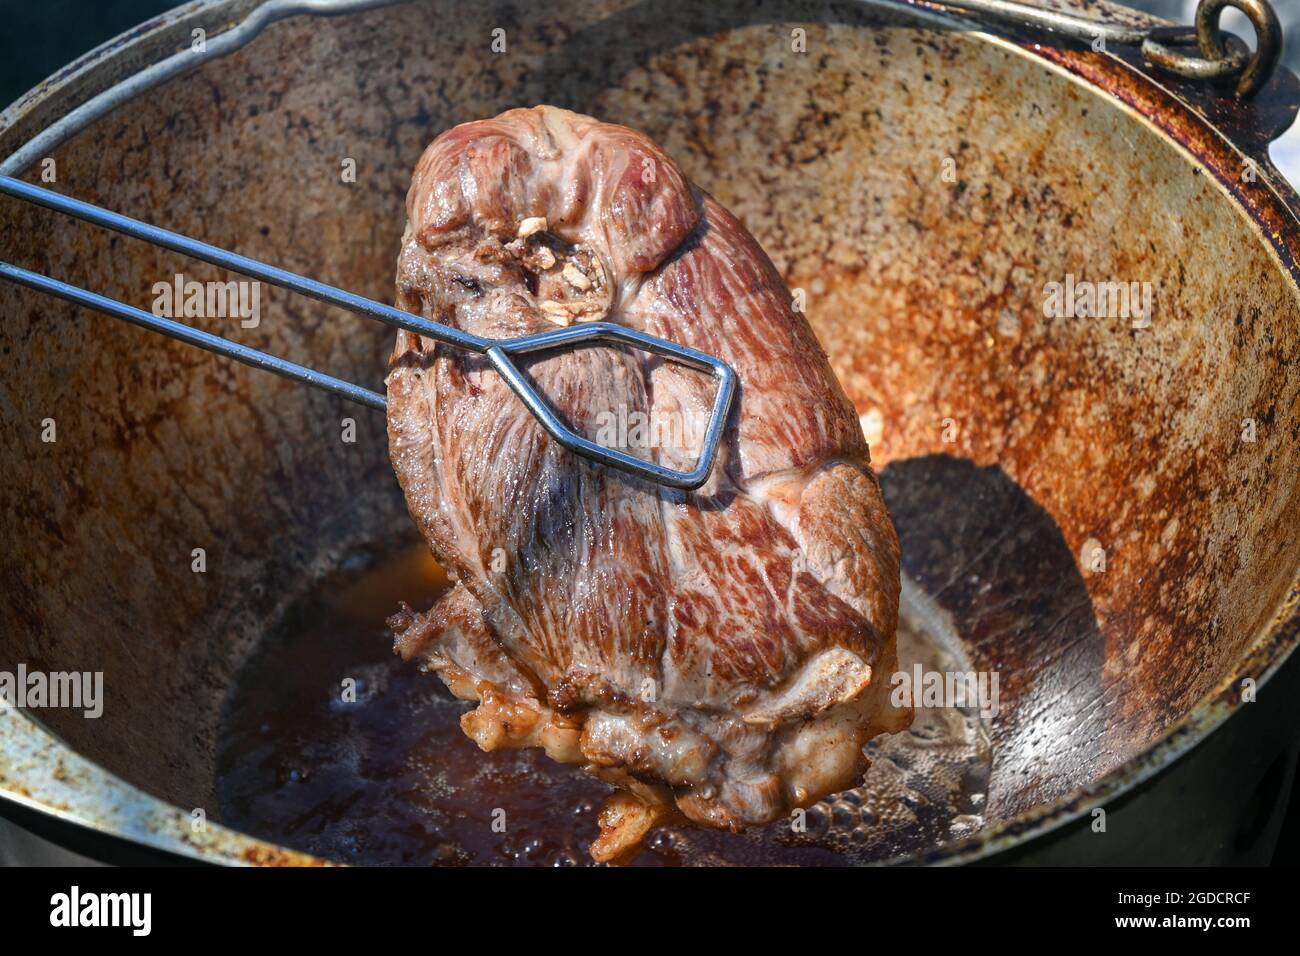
[{"xmin": 386, "ymin": 106, "xmax": 908, "ymax": 862}]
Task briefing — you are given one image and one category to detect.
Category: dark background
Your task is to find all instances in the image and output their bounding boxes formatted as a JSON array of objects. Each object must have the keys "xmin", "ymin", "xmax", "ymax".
[
  {"xmin": 0, "ymin": 0, "xmax": 1296, "ymax": 866},
  {"xmin": 0, "ymin": 0, "xmax": 177, "ymax": 107}
]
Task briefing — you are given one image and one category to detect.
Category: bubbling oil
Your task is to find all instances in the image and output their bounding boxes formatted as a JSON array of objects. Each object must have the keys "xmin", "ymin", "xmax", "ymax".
[{"xmin": 216, "ymin": 544, "xmax": 990, "ymax": 865}]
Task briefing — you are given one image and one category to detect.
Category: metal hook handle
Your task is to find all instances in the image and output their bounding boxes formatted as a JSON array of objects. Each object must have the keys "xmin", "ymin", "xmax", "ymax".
[
  {"xmin": 3, "ymin": 0, "xmax": 1284, "ymax": 181},
  {"xmin": 1195, "ymin": 0, "xmax": 1283, "ymax": 98},
  {"xmin": 915, "ymin": 0, "xmax": 1285, "ymax": 98}
]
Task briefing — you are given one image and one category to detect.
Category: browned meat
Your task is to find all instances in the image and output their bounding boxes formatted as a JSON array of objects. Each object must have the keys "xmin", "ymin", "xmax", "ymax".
[{"xmin": 386, "ymin": 105, "xmax": 909, "ymax": 862}]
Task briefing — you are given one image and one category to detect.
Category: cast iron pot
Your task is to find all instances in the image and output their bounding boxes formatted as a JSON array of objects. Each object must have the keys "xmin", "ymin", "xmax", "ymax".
[{"xmin": 0, "ymin": 0, "xmax": 1298, "ymax": 865}]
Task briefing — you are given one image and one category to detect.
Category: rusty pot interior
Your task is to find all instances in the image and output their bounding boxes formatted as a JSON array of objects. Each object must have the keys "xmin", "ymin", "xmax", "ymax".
[{"xmin": 1, "ymin": 0, "xmax": 1298, "ymax": 864}]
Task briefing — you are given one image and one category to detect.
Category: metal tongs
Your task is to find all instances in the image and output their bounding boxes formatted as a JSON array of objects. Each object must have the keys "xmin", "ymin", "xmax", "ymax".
[{"xmin": 0, "ymin": 175, "xmax": 737, "ymax": 491}]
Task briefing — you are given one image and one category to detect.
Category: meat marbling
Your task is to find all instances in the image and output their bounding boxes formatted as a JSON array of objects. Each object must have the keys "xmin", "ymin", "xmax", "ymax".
[{"xmin": 385, "ymin": 105, "xmax": 909, "ymax": 862}]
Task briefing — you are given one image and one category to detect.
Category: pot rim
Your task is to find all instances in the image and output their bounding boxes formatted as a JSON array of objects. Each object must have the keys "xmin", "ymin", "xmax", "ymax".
[{"xmin": 1, "ymin": 0, "xmax": 1297, "ymax": 867}]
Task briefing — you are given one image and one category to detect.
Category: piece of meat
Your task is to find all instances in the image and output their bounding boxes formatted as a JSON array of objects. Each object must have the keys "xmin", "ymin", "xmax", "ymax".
[{"xmin": 385, "ymin": 105, "xmax": 909, "ymax": 862}]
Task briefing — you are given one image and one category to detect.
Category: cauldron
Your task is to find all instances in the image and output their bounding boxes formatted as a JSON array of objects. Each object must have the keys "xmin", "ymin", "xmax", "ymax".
[{"xmin": 1, "ymin": 0, "xmax": 1298, "ymax": 865}]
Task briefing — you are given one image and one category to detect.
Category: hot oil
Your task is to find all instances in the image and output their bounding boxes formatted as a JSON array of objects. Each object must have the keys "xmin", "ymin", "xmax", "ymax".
[{"xmin": 216, "ymin": 544, "xmax": 991, "ymax": 865}]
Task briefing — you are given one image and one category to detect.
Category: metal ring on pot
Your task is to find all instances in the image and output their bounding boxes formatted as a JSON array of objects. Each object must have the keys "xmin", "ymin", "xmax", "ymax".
[{"xmin": 1193, "ymin": 0, "xmax": 1283, "ymax": 98}]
